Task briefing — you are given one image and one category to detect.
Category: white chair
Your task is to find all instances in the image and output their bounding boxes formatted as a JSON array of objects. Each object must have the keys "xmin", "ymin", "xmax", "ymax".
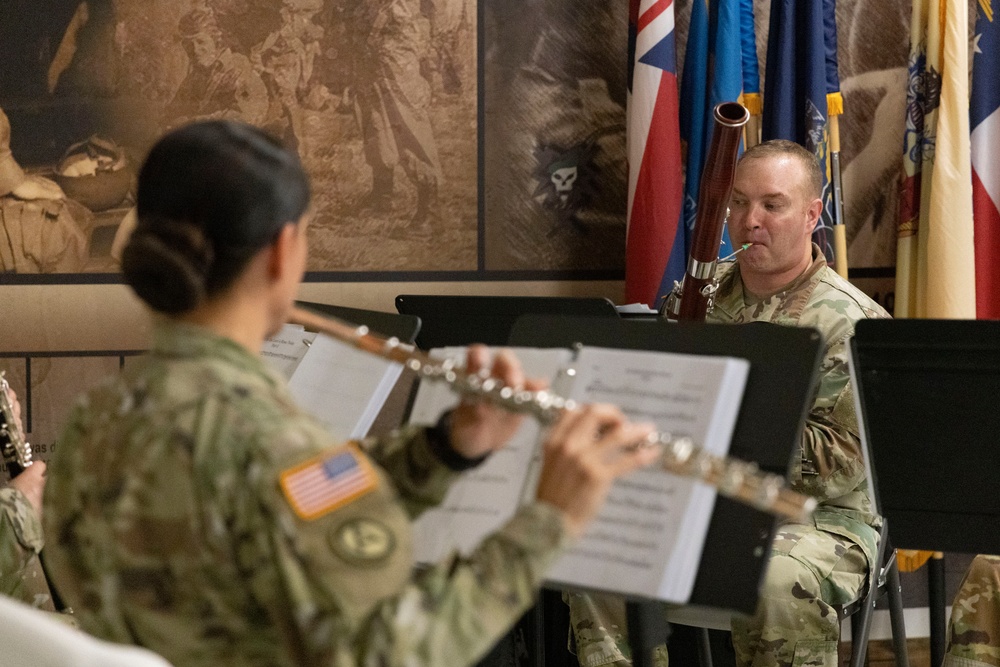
[{"xmin": 0, "ymin": 594, "xmax": 174, "ymax": 667}]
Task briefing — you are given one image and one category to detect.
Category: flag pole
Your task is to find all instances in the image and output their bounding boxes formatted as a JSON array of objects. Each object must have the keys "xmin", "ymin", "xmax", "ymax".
[
  {"xmin": 828, "ymin": 92, "xmax": 848, "ymax": 278},
  {"xmin": 738, "ymin": 0, "xmax": 760, "ymax": 148}
]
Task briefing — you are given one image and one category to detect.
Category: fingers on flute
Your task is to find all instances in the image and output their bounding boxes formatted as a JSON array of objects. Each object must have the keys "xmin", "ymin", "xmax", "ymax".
[
  {"xmin": 464, "ymin": 344, "xmax": 491, "ymax": 377},
  {"xmin": 464, "ymin": 346, "xmax": 546, "ymax": 392},
  {"xmin": 546, "ymin": 406, "xmax": 659, "ymax": 471},
  {"xmin": 489, "ymin": 349, "xmax": 525, "ymax": 390}
]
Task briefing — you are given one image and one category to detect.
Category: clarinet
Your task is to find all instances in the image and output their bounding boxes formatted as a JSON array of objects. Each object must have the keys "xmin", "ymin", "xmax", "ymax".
[
  {"xmin": 287, "ymin": 307, "xmax": 817, "ymax": 522},
  {"xmin": 0, "ymin": 373, "xmax": 33, "ymax": 479},
  {"xmin": 661, "ymin": 101, "xmax": 750, "ymax": 321},
  {"xmin": 0, "ymin": 372, "xmax": 70, "ymax": 612}
]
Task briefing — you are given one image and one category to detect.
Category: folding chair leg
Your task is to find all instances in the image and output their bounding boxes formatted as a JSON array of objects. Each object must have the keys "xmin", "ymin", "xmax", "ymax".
[
  {"xmin": 886, "ymin": 558, "xmax": 909, "ymax": 667},
  {"xmin": 696, "ymin": 627, "xmax": 714, "ymax": 667},
  {"xmin": 849, "ymin": 597, "xmax": 876, "ymax": 667}
]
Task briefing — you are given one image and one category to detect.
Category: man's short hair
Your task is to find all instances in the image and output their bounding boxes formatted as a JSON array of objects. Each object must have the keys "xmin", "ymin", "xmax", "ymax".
[{"xmin": 739, "ymin": 139, "xmax": 823, "ymax": 200}]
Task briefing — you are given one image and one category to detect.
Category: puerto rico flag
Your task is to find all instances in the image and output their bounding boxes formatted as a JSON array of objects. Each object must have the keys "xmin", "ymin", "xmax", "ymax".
[
  {"xmin": 625, "ymin": 0, "xmax": 684, "ymax": 307},
  {"xmin": 973, "ymin": 1, "xmax": 1000, "ymax": 319}
]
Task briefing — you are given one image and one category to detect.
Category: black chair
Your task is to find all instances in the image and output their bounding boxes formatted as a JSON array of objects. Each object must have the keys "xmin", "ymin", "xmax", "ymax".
[
  {"xmin": 665, "ymin": 357, "xmax": 911, "ymax": 667},
  {"xmin": 834, "ymin": 518, "xmax": 908, "ymax": 667},
  {"xmin": 666, "ymin": 518, "xmax": 908, "ymax": 667}
]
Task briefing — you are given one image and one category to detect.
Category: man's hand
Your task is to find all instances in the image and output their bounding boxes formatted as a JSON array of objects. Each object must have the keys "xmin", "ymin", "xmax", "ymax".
[
  {"xmin": 10, "ymin": 462, "xmax": 46, "ymax": 518},
  {"xmin": 10, "ymin": 175, "xmax": 65, "ymax": 201},
  {"xmin": 446, "ymin": 346, "xmax": 546, "ymax": 461}
]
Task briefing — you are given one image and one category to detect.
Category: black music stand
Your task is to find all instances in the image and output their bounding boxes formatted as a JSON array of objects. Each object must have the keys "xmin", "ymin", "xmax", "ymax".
[
  {"xmin": 394, "ymin": 294, "xmax": 619, "ymax": 349},
  {"xmin": 851, "ymin": 319, "xmax": 1000, "ymax": 667},
  {"xmin": 507, "ymin": 315, "xmax": 823, "ymax": 667}
]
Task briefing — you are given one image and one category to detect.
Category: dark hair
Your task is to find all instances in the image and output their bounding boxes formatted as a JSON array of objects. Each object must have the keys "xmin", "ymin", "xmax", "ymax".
[
  {"xmin": 739, "ymin": 139, "xmax": 823, "ymax": 200},
  {"xmin": 122, "ymin": 120, "xmax": 310, "ymax": 314}
]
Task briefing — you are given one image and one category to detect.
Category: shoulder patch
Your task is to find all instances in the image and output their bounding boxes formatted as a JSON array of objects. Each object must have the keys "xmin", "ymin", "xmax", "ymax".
[
  {"xmin": 329, "ymin": 518, "xmax": 396, "ymax": 563},
  {"xmin": 279, "ymin": 444, "xmax": 378, "ymax": 520}
]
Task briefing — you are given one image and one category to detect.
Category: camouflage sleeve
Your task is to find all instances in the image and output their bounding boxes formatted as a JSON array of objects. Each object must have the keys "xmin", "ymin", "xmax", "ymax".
[
  {"xmin": 243, "ymin": 435, "xmax": 569, "ymax": 666},
  {"xmin": 945, "ymin": 554, "xmax": 1000, "ymax": 667},
  {"xmin": 795, "ymin": 331, "xmax": 867, "ymax": 502},
  {"xmin": 0, "ymin": 487, "xmax": 52, "ymax": 607},
  {"xmin": 348, "ymin": 502, "xmax": 570, "ymax": 666},
  {"xmin": 0, "ymin": 487, "xmax": 44, "ymax": 554},
  {"xmin": 238, "ymin": 415, "xmax": 571, "ymax": 667},
  {"xmin": 361, "ymin": 424, "xmax": 461, "ymax": 518}
]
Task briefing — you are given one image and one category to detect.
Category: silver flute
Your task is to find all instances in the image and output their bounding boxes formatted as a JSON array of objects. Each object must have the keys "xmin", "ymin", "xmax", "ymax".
[{"xmin": 288, "ymin": 307, "xmax": 817, "ymax": 522}]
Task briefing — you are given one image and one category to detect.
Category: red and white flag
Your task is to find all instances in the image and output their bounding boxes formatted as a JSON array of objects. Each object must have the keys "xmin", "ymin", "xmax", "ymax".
[
  {"xmin": 972, "ymin": 2, "xmax": 1000, "ymax": 319},
  {"xmin": 624, "ymin": 0, "xmax": 684, "ymax": 307}
]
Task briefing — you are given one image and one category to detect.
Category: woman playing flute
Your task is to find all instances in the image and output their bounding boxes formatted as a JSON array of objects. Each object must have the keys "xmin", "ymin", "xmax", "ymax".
[{"xmin": 41, "ymin": 120, "xmax": 659, "ymax": 667}]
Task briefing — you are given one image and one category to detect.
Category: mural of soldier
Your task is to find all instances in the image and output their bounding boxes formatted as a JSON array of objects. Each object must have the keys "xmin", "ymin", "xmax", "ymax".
[
  {"xmin": 341, "ymin": 0, "xmax": 443, "ymax": 231},
  {"xmin": 165, "ymin": 4, "xmax": 269, "ymax": 127},
  {"xmin": 251, "ymin": 0, "xmax": 332, "ymax": 153}
]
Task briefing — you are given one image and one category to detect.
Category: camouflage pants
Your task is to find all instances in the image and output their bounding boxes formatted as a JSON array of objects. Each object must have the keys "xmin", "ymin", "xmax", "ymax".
[
  {"xmin": 944, "ymin": 555, "xmax": 1000, "ymax": 667},
  {"xmin": 731, "ymin": 522, "xmax": 867, "ymax": 667},
  {"xmin": 566, "ymin": 522, "xmax": 867, "ymax": 667},
  {"xmin": 565, "ymin": 591, "xmax": 669, "ymax": 667}
]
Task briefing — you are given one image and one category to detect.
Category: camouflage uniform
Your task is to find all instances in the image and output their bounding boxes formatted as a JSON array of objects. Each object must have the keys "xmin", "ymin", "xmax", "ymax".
[
  {"xmin": 43, "ymin": 321, "xmax": 570, "ymax": 667},
  {"xmin": 944, "ymin": 554, "xmax": 1000, "ymax": 667},
  {"xmin": 0, "ymin": 487, "xmax": 56, "ymax": 611},
  {"xmin": 568, "ymin": 245, "xmax": 887, "ymax": 667}
]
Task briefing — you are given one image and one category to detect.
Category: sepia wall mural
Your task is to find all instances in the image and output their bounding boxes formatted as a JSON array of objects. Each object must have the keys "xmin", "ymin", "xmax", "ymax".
[
  {"xmin": 0, "ymin": 0, "xmax": 914, "ymax": 284},
  {"xmin": 1, "ymin": 0, "xmax": 479, "ymax": 276}
]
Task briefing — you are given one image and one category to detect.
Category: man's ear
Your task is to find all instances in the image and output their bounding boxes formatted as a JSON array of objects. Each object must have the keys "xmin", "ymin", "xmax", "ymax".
[{"xmin": 805, "ymin": 198, "xmax": 822, "ymax": 234}]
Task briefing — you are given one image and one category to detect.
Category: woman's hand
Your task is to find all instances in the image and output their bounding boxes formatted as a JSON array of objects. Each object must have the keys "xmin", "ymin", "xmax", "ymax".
[{"xmin": 446, "ymin": 346, "xmax": 546, "ymax": 461}]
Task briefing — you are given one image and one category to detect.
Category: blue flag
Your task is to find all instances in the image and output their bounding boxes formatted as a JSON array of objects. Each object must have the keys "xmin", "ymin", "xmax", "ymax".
[
  {"xmin": 658, "ymin": 0, "xmax": 746, "ymax": 301},
  {"xmin": 762, "ymin": 0, "xmax": 835, "ymax": 262},
  {"xmin": 740, "ymin": 0, "xmax": 761, "ymax": 99}
]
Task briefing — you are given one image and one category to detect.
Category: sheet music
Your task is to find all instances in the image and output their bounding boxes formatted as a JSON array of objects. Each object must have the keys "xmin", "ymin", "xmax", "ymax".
[
  {"xmin": 544, "ymin": 346, "xmax": 749, "ymax": 602},
  {"xmin": 411, "ymin": 347, "xmax": 575, "ymax": 563},
  {"xmin": 262, "ymin": 324, "xmax": 316, "ymax": 379},
  {"xmin": 279, "ymin": 332, "xmax": 403, "ymax": 441}
]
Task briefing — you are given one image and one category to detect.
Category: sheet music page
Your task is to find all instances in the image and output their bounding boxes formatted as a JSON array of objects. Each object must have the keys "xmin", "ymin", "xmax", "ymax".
[
  {"xmin": 262, "ymin": 324, "xmax": 316, "ymax": 379},
  {"xmin": 544, "ymin": 346, "xmax": 749, "ymax": 603},
  {"xmin": 411, "ymin": 347, "xmax": 575, "ymax": 564},
  {"xmin": 286, "ymin": 333, "xmax": 403, "ymax": 442}
]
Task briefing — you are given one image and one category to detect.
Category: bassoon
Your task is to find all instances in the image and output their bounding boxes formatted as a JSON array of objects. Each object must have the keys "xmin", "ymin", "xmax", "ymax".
[{"xmin": 662, "ymin": 101, "xmax": 750, "ymax": 321}]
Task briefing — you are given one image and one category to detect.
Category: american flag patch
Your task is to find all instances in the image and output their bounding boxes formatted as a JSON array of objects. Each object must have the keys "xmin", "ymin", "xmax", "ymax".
[{"xmin": 279, "ymin": 445, "xmax": 378, "ymax": 520}]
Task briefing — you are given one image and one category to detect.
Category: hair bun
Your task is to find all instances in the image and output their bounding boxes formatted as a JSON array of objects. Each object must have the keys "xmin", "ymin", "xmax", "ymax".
[{"xmin": 121, "ymin": 218, "xmax": 215, "ymax": 314}]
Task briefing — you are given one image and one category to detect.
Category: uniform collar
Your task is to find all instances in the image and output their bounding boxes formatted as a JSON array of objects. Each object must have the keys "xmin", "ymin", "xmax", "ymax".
[
  {"xmin": 741, "ymin": 243, "xmax": 827, "ymax": 305},
  {"xmin": 151, "ymin": 319, "xmax": 284, "ymax": 389},
  {"xmin": 713, "ymin": 243, "xmax": 827, "ymax": 322}
]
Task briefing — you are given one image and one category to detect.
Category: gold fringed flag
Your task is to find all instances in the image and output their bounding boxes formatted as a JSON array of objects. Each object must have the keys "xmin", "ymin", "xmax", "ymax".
[{"xmin": 896, "ymin": 0, "xmax": 975, "ymax": 319}]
